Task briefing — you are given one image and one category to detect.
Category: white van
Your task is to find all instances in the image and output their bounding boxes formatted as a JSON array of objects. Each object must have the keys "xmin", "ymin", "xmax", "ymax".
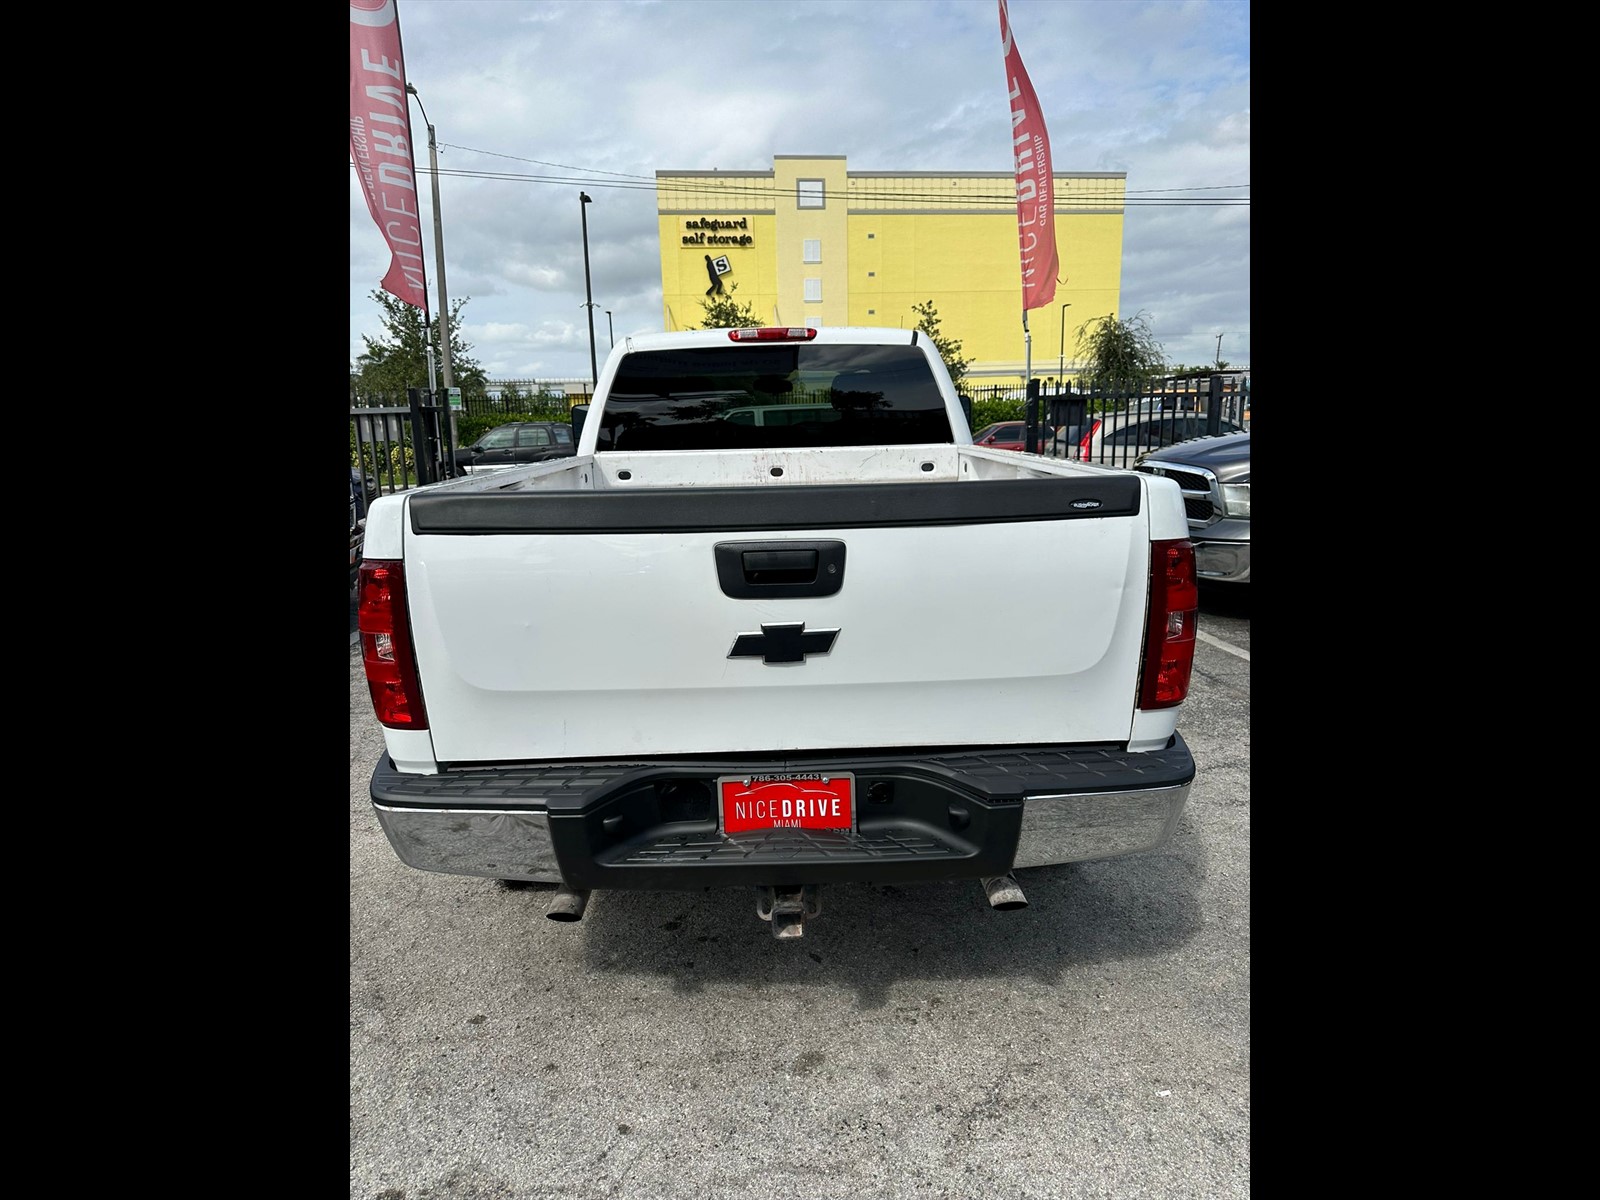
[{"xmin": 722, "ymin": 404, "xmax": 841, "ymax": 428}]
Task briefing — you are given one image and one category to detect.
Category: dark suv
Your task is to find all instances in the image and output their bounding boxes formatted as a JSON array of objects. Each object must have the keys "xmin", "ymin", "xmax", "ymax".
[
  {"xmin": 454, "ymin": 421, "xmax": 576, "ymax": 474},
  {"xmin": 1135, "ymin": 431, "xmax": 1250, "ymax": 585}
]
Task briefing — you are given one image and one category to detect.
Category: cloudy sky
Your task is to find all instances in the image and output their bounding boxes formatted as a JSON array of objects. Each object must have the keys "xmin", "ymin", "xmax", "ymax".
[{"xmin": 350, "ymin": 0, "xmax": 1250, "ymax": 384}]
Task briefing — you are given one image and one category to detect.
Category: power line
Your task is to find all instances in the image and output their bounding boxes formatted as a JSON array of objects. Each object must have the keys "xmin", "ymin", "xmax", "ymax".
[
  {"xmin": 352, "ymin": 160, "xmax": 1248, "ymax": 206},
  {"xmin": 433, "ymin": 142, "xmax": 1248, "ymax": 197}
]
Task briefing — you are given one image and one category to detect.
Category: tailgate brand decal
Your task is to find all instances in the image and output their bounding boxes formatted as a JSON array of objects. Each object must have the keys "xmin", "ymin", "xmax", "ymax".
[{"xmin": 728, "ymin": 621, "xmax": 839, "ymax": 665}]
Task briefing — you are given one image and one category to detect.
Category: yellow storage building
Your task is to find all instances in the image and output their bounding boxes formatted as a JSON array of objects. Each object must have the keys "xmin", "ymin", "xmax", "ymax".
[{"xmin": 657, "ymin": 155, "xmax": 1125, "ymax": 387}]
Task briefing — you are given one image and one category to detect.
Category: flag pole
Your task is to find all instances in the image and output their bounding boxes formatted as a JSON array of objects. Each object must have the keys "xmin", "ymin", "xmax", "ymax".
[
  {"xmin": 1023, "ymin": 309, "xmax": 1035, "ymax": 451},
  {"xmin": 350, "ymin": 0, "xmax": 432, "ymax": 314},
  {"xmin": 388, "ymin": 12, "xmax": 434, "ymax": 400},
  {"xmin": 998, "ymin": 0, "xmax": 1057, "ymax": 454},
  {"xmin": 1023, "ymin": 309, "xmax": 1031, "ymax": 381},
  {"xmin": 352, "ymin": 0, "xmax": 437, "ymax": 479}
]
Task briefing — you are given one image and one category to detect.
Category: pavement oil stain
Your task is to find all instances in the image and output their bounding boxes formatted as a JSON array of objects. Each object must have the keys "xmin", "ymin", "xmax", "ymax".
[{"xmin": 792, "ymin": 1049, "xmax": 826, "ymax": 1076}]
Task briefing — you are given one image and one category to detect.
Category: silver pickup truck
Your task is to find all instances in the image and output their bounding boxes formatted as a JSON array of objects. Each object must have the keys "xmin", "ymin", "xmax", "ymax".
[
  {"xmin": 1136, "ymin": 431, "xmax": 1250, "ymax": 585},
  {"xmin": 356, "ymin": 326, "xmax": 1199, "ymax": 937}
]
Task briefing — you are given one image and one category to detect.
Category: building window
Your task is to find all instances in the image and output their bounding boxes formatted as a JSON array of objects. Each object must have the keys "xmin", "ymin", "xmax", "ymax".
[
  {"xmin": 798, "ymin": 179, "xmax": 824, "ymax": 209},
  {"xmin": 803, "ymin": 239, "xmax": 821, "ymax": 263},
  {"xmin": 804, "ymin": 278, "xmax": 822, "ymax": 302},
  {"xmin": 805, "ymin": 317, "xmax": 822, "ymax": 331},
  {"xmin": 867, "ymin": 233, "xmax": 875, "ymax": 240},
  {"xmin": 867, "ymin": 271, "xmax": 876, "ymax": 277},
  {"xmin": 867, "ymin": 309, "xmax": 876, "ymax": 315}
]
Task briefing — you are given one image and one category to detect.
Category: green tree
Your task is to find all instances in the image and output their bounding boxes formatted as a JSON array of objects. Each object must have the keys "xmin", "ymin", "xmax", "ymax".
[
  {"xmin": 910, "ymin": 300, "xmax": 973, "ymax": 394},
  {"xmin": 692, "ymin": 282, "xmax": 761, "ymax": 330},
  {"xmin": 351, "ymin": 290, "xmax": 489, "ymax": 399},
  {"xmin": 1072, "ymin": 310, "xmax": 1167, "ymax": 391}
]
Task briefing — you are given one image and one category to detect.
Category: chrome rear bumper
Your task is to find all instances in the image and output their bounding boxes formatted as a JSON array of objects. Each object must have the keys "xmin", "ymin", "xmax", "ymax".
[{"xmin": 370, "ymin": 737, "xmax": 1193, "ymax": 886}]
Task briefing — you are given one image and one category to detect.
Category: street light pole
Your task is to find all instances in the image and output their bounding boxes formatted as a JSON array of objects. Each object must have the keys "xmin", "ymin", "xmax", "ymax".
[
  {"xmin": 605, "ymin": 309, "xmax": 614, "ymax": 348},
  {"xmin": 580, "ymin": 192, "xmax": 597, "ymax": 386},
  {"xmin": 1058, "ymin": 302, "xmax": 1072, "ymax": 385},
  {"xmin": 1215, "ymin": 332, "xmax": 1224, "ymax": 366},
  {"xmin": 406, "ymin": 83, "xmax": 458, "ymax": 461}
]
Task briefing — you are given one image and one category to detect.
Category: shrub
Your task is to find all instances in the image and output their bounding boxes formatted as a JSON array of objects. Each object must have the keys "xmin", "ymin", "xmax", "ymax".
[{"xmin": 969, "ymin": 397, "xmax": 1027, "ymax": 431}]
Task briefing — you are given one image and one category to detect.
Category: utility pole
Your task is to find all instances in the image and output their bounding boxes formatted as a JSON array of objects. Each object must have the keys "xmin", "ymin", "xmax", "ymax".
[
  {"xmin": 406, "ymin": 83, "xmax": 458, "ymax": 460},
  {"xmin": 1215, "ymin": 332, "xmax": 1224, "ymax": 366},
  {"xmin": 580, "ymin": 192, "xmax": 597, "ymax": 385},
  {"xmin": 605, "ymin": 309, "xmax": 614, "ymax": 348}
]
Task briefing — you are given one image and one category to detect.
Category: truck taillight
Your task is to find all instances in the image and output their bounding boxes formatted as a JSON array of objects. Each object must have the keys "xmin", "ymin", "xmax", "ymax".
[
  {"xmin": 357, "ymin": 560, "xmax": 429, "ymax": 730},
  {"xmin": 727, "ymin": 327, "xmax": 818, "ymax": 341},
  {"xmin": 1139, "ymin": 538, "xmax": 1197, "ymax": 709}
]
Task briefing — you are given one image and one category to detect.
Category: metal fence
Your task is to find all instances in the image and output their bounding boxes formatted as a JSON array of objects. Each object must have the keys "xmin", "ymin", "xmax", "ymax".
[
  {"xmin": 350, "ymin": 388, "xmax": 456, "ymax": 506},
  {"xmin": 964, "ymin": 375, "xmax": 1249, "ymax": 413},
  {"xmin": 474, "ymin": 380, "xmax": 594, "ymax": 411},
  {"xmin": 962, "ymin": 375, "xmax": 1248, "ymax": 466},
  {"xmin": 350, "ymin": 373, "xmax": 1250, "ymax": 504}
]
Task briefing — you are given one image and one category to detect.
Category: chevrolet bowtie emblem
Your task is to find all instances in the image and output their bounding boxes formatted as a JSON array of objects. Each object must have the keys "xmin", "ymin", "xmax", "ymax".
[{"xmin": 728, "ymin": 621, "xmax": 840, "ymax": 665}]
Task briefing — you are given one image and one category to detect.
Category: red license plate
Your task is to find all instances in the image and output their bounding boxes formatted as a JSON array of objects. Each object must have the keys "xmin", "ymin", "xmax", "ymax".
[{"xmin": 718, "ymin": 773, "xmax": 855, "ymax": 834}]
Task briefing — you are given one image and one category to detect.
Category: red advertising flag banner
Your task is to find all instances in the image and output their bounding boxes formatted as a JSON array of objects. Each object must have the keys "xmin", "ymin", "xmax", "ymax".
[
  {"xmin": 350, "ymin": 0, "xmax": 428, "ymax": 309},
  {"xmin": 998, "ymin": 0, "xmax": 1058, "ymax": 312}
]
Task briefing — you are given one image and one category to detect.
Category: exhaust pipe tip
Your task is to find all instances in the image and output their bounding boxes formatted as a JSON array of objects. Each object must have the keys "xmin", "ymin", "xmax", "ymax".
[
  {"xmin": 981, "ymin": 874, "xmax": 1028, "ymax": 911},
  {"xmin": 546, "ymin": 884, "xmax": 591, "ymax": 922}
]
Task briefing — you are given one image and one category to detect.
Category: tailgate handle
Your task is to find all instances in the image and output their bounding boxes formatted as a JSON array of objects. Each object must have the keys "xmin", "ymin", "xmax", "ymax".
[
  {"xmin": 714, "ymin": 540, "xmax": 846, "ymax": 599},
  {"xmin": 743, "ymin": 549, "xmax": 816, "ymax": 579}
]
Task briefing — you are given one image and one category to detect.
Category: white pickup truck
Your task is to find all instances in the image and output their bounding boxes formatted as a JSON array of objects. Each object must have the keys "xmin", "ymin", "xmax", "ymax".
[{"xmin": 357, "ymin": 326, "xmax": 1198, "ymax": 937}]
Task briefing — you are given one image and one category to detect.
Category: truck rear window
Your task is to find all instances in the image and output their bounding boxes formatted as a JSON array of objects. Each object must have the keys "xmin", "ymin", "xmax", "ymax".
[{"xmin": 593, "ymin": 344, "xmax": 954, "ymax": 451}]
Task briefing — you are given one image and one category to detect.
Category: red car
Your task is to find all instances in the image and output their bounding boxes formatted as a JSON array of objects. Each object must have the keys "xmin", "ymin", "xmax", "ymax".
[{"xmin": 972, "ymin": 421, "xmax": 1053, "ymax": 452}]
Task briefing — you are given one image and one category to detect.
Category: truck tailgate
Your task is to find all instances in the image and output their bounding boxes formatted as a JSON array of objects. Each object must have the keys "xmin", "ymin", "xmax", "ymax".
[{"xmin": 400, "ymin": 477, "xmax": 1152, "ymax": 763}]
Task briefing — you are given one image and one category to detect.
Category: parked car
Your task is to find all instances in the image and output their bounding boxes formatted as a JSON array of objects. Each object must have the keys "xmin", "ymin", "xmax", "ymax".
[
  {"xmin": 351, "ymin": 466, "xmax": 376, "ymax": 520},
  {"xmin": 1045, "ymin": 407, "xmax": 1244, "ymax": 468},
  {"xmin": 971, "ymin": 420, "xmax": 1054, "ymax": 452},
  {"xmin": 454, "ymin": 421, "xmax": 576, "ymax": 474},
  {"xmin": 1134, "ymin": 431, "xmax": 1250, "ymax": 585},
  {"xmin": 349, "ymin": 471, "xmax": 366, "ymax": 588}
]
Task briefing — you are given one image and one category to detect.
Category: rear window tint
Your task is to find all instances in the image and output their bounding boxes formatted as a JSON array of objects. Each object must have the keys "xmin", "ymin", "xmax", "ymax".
[{"xmin": 595, "ymin": 344, "xmax": 953, "ymax": 451}]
